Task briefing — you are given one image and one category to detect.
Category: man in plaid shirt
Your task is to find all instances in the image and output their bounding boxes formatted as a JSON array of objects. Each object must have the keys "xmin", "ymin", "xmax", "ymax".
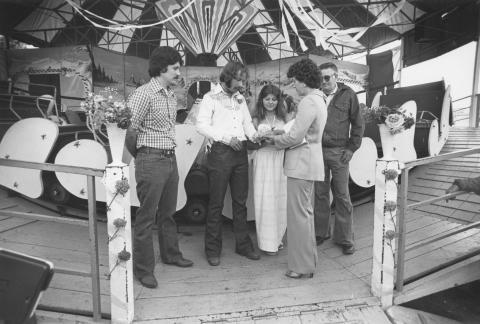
[{"xmin": 128, "ymin": 46, "xmax": 193, "ymax": 289}]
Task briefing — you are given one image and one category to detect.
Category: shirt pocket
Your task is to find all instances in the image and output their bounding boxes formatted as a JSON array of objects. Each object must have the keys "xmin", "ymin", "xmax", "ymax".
[
  {"xmin": 150, "ymin": 101, "xmax": 171, "ymax": 129},
  {"xmin": 332, "ymin": 101, "xmax": 349, "ymax": 122}
]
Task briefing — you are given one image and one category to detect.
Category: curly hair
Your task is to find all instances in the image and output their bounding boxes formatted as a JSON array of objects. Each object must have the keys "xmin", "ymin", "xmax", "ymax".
[
  {"xmin": 148, "ymin": 46, "xmax": 183, "ymax": 78},
  {"xmin": 287, "ymin": 58, "xmax": 320, "ymax": 89},
  {"xmin": 255, "ymin": 84, "xmax": 287, "ymax": 122},
  {"xmin": 219, "ymin": 61, "xmax": 249, "ymax": 88}
]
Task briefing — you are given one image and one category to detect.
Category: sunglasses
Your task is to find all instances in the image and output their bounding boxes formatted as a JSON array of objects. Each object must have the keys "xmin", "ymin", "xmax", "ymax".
[{"xmin": 321, "ymin": 74, "xmax": 335, "ymax": 82}]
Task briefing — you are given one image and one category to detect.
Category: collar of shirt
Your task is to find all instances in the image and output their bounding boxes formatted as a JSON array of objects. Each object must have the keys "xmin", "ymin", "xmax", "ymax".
[
  {"xmin": 321, "ymin": 83, "xmax": 338, "ymax": 106},
  {"xmin": 321, "ymin": 83, "xmax": 338, "ymax": 98},
  {"xmin": 149, "ymin": 77, "xmax": 175, "ymax": 97},
  {"xmin": 212, "ymin": 83, "xmax": 246, "ymax": 104}
]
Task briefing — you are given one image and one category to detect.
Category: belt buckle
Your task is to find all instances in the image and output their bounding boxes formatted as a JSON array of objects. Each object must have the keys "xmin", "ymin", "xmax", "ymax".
[{"xmin": 164, "ymin": 149, "xmax": 174, "ymax": 157}]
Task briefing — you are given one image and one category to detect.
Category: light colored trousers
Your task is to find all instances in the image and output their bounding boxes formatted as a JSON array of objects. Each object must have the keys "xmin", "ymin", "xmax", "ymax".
[{"xmin": 287, "ymin": 177, "xmax": 318, "ymax": 274}]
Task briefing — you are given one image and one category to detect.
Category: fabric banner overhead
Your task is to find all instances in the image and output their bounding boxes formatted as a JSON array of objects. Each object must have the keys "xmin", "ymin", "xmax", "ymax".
[{"xmin": 155, "ymin": 0, "xmax": 258, "ymax": 56}]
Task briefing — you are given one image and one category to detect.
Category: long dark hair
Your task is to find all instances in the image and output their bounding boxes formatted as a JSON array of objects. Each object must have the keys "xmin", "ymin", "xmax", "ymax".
[{"xmin": 255, "ymin": 84, "xmax": 287, "ymax": 122}]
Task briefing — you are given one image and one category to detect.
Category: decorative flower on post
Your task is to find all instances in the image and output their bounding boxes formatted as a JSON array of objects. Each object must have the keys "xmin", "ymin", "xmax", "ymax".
[
  {"xmin": 118, "ymin": 247, "xmax": 131, "ymax": 262},
  {"xmin": 385, "ymin": 230, "xmax": 397, "ymax": 240},
  {"xmin": 115, "ymin": 178, "xmax": 130, "ymax": 196},
  {"xmin": 107, "ymin": 178, "xmax": 130, "ymax": 211},
  {"xmin": 107, "ymin": 247, "xmax": 131, "ymax": 280},
  {"xmin": 362, "ymin": 105, "xmax": 415, "ymax": 135},
  {"xmin": 383, "ymin": 169, "xmax": 399, "ymax": 181},
  {"xmin": 384, "ymin": 229, "xmax": 397, "ymax": 267},
  {"xmin": 109, "ymin": 218, "xmax": 128, "ymax": 242},
  {"xmin": 384, "ymin": 200, "xmax": 397, "ymax": 213},
  {"xmin": 113, "ymin": 218, "xmax": 127, "ymax": 228}
]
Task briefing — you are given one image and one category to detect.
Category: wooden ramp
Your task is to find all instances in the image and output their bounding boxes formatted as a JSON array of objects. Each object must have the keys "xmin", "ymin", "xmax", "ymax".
[
  {"xmin": 393, "ymin": 127, "xmax": 480, "ymax": 303},
  {"xmin": 408, "ymin": 127, "xmax": 480, "ymax": 224}
]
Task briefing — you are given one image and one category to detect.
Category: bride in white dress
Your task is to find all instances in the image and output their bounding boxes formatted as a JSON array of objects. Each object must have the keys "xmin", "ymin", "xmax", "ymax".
[{"xmin": 252, "ymin": 85, "xmax": 293, "ymax": 255}]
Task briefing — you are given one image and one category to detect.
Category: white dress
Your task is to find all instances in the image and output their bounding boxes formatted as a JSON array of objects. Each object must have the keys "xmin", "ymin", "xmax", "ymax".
[{"xmin": 253, "ymin": 119, "xmax": 287, "ymax": 252}]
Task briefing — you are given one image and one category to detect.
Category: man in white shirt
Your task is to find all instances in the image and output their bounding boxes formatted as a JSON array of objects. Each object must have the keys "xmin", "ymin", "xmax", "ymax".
[{"xmin": 196, "ymin": 62, "xmax": 260, "ymax": 266}]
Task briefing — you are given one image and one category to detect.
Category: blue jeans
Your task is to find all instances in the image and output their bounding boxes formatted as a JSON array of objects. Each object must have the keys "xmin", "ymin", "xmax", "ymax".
[
  {"xmin": 314, "ymin": 147, "xmax": 354, "ymax": 246},
  {"xmin": 133, "ymin": 150, "xmax": 182, "ymax": 278},
  {"xmin": 205, "ymin": 142, "xmax": 253, "ymax": 257}
]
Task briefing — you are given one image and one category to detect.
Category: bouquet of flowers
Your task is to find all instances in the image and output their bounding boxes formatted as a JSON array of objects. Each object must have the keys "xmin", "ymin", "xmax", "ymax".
[
  {"xmin": 363, "ymin": 105, "xmax": 415, "ymax": 135},
  {"xmin": 81, "ymin": 87, "xmax": 132, "ymax": 130}
]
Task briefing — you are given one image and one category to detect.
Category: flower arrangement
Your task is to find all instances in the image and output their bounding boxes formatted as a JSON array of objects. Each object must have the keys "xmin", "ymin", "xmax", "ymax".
[
  {"xmin": 363, "ymin": 105, "xmax": 415, "ymax": 135},
  {"xmin": 81, "ymin": 87, "xmax": 132, "ymax": 130}
]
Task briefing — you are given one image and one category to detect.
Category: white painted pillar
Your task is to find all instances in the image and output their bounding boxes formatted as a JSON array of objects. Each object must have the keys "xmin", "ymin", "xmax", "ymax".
[
  {"xmin": 371, "ymin": 159, "xmax": 402, "ymax": 308},
  {"xmin": 105, "ymin": 163, "xmax": 134, "ymax": 324},
  {"xmin": 469, "ymin": 16, "xmax": 480, "ymax": 127}
]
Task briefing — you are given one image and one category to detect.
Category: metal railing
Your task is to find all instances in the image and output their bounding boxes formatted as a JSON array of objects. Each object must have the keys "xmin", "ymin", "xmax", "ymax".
[
  {"xmin": 452, "ymin": 94, "xmax": 474, "ymax": 124},
  {"xmin": 0, "ymin": 158, "xmax": 104, "ymax": 320},
  {"xmin": 395, "ymin": 147, "xmax": 480, "ymax": 292}
]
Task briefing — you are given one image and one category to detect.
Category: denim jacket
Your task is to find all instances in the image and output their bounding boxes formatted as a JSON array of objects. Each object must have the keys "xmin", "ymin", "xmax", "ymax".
[{"xmin": 322, "ymin": 83, "xmax": 364, "ymax": 152}]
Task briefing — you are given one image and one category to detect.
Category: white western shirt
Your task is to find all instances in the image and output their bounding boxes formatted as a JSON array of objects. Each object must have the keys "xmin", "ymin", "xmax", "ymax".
[{"xmin": 196, "ymin": 84, "xmax": 256, "ymax": 144}]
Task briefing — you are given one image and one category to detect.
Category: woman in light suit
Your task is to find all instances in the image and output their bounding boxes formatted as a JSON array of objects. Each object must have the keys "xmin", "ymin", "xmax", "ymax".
[{"xmin": 265, "ymin": 58, "xmax": 327, "ymax": 278}]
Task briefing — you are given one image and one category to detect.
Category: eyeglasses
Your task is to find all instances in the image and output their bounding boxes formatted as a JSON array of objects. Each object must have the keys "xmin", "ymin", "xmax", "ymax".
[{"xmin": 321, "ymin": 74, "xmax": 335, "ymax": 82}]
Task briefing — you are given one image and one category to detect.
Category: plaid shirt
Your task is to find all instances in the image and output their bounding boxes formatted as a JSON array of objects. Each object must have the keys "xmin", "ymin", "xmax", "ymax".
[{"xmin": 128, "ymin": 77, "xmax": 177, "ymax": 150}]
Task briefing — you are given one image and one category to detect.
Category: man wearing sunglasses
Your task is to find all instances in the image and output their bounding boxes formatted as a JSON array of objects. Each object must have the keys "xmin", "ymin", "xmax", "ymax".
[{"xmin": 314, "ymin": 62, "xmax": 364, "ymax": 255}]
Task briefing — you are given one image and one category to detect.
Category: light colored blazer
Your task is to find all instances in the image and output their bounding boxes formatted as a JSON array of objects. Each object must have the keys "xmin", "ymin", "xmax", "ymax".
[{"xmin": 273, "ymin": 89, "xmax": 327, "ymax": 181}]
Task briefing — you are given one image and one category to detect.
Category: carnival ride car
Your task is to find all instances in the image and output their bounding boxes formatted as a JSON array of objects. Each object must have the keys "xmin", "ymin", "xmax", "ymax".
[{"xmin": 366, "ymin": 80, "xmax": 453, "ymax": 159}]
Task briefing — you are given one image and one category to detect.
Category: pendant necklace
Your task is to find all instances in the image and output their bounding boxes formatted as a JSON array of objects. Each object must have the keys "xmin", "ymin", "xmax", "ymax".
[{"xmin": 266, "ymin": 114, "xmax": 276, "ymax": 130}]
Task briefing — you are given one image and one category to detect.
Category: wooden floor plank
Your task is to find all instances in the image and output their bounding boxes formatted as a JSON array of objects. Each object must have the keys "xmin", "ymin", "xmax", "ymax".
[
  {"xmin": 404, "ymin": 230, "xmax": 480, "ymax": 279},
  {"xmin": 0, "ymin": 217, "xmax": 37, "ymax": 233},
  {"xmin": 134, "ymin": 278, "xmax": 371, "ymax": 321}
]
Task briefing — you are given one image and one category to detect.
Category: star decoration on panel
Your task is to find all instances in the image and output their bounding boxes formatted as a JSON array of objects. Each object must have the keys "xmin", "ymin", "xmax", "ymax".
[{"xmin": 186, "ymin": 138, "xmax": 193, "ymax": 146}]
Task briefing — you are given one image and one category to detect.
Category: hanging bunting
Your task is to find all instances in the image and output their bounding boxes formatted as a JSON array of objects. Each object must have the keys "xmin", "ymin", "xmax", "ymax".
[
  {"xmin": 282, "ymin": 1, "xmax": 308, "ymax": 51},
  {"xmin": 65, "ymin": 0, "xmax": 196, "ymax": 31},
  {"xmin": 279, "ymin": 0, "xmax": 407, "ymax": 51}
]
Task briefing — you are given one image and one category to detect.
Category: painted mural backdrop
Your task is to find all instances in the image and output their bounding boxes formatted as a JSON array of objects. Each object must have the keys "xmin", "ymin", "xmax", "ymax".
[
  {"xmin": 7, "ymin": 45, "xmax": 91, "ymax": 108},
  {"xmin": 91, "ymin": 47, "xmax": 221, "ymax": 111},
  {"xmin": 249, "ymin": 54, "xmax": 369, "ymax": 110}
]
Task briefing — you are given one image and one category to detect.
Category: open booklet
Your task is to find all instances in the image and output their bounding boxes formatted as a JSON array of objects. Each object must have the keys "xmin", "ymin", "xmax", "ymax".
[{"xmin": 283, "ymin": 119, "xmax": 308, "ymax": 149}]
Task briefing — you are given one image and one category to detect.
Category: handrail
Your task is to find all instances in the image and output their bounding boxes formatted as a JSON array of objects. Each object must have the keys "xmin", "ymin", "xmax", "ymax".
[
  {"xmin": 0, "ymin": 158, "xmax": 104, "ymax": 177},
  {"xmin": 404, "ymin": 147, "xmax": 480, "ymax": 168},
  {"xmin": 452, "ymin": 94, "xmax": 473, "ymax": 103},
  {"xmin": 407, "ymin": 190, "xmax": 467, "ymax": 210},
  {"xmin": 0, "ymin": 157, "xmax": 103, "ymax": 320},
  {"xmin": 405, "ymin": 220, "xmax": 480, "ymax": 253},
  {"xmin": 453, "ymin": 106, "xmax": 470, "ymax": 112}
]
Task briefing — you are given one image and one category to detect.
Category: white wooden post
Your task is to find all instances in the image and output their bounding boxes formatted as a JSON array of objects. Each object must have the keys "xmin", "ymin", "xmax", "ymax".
[
  {"xmin": 105, "ymin": 163, "xmax": 134, "ymax": 323},
  {"xmin": 371, "ymin": 159, "xmax": 401, "ymax": 307}
]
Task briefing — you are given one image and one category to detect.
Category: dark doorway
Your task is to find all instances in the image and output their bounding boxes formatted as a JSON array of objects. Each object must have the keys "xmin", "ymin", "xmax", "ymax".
[{"xmin": 28, "ymin": 73, "xmax": 61, "ymax": 107}]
